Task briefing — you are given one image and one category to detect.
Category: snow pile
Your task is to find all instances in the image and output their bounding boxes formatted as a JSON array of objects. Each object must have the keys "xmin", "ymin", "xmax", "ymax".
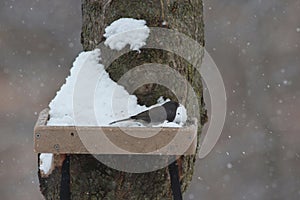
[
  {"xmin": 104, "ymin": 18, "xmax": 150, "ymax": 51},
  {"xmin": 47, "ymin": 50, "xmax": 95, "ymax": 126},
  {"xmin": 39, "ymin": 153, "xmax": 53, "ymax": 176},
  {"xmin": 48, "ymin": 49, "xmax": 148, "ymax": 126},
  {"xmin": 47, "ymin": 49, "xmax": 187, "ymax": 126}
]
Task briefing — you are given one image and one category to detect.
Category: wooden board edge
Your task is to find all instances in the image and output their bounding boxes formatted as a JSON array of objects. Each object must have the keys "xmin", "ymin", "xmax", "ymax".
[
  {"xmin": 34, "ymin": 108, "xmax": 49, "ymax": 127},
  {"xmin": 34, "ymin": 109, "xmax": 198, "ymax": 155}
]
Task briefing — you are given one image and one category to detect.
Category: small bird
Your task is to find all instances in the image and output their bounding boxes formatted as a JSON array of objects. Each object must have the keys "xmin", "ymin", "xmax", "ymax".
[{"xmin": 109, "ymin": 101, "xmax": 180, "ymax": 125}]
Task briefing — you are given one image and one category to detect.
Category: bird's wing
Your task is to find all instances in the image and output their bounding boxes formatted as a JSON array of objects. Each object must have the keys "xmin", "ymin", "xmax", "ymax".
[
  {"xmin": 149, "ymin": 106, "xmax": 168, "ymax": 123},
  {"xmin": 131, "ymin": 106, "xmax": 167, "ymax": 123},
  {"xmin": 130, "ymin": 110, "xmax": 151, "ymax": 122}
]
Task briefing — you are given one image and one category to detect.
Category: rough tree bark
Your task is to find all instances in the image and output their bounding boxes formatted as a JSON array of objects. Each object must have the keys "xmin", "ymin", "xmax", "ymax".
[{"xmin": 39, "ymin": 0, "xmax": 205, "ymax": 199}]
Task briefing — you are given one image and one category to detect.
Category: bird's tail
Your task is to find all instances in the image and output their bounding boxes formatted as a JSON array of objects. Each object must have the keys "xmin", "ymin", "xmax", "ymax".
[{"xmin": 109, "ymin": 118, "xmax": 131, "ymax": 125}]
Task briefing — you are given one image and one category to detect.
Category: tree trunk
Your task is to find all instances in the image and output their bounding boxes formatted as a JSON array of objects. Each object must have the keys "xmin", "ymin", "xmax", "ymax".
[{"xmin": 39, "ymin": 0, "xmax": 205, "ymax": 199}]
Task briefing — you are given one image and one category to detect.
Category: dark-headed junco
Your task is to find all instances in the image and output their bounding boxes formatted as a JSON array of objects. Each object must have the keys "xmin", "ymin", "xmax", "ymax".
[{"xmin": 109, "ymin": 101, "xmax": 180, "ymax": 125}]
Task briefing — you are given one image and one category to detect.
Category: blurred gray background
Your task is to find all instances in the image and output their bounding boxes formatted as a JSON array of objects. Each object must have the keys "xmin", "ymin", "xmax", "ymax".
[{"xmin": 0, "ymin": 0, "xmax": 299, "ymax": 199}]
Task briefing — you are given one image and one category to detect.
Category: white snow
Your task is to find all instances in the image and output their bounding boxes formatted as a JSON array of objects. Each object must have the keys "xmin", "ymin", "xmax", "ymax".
[
  {"xmin": 173, "ymin": 105, "xmax": 187, "ymax": 125},
  {"xmin": 39, "ymin": 153, "xmax": 54, "ymax": 176},
  {"xmin": 104, "ymin": 18, "xmax": 150, "ymax": 51},
  {"xmin": 47, "ymin": 49, "xmax": 149, "ymax": 126},
  {"xmin": 47, "ymin": 49, "xmax": 187, "ymax": 126}
]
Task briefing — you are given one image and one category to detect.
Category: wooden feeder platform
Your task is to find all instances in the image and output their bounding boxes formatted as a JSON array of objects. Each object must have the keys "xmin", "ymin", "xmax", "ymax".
[{"xmin": 34, "ymin": 108, "xmax": 198, "ymax": 155}]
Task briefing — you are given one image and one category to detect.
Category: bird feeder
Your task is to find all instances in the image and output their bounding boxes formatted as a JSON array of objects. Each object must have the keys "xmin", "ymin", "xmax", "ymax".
[{"xmin": 34, "ymin": 108, "xmax": 198, "ymax": 155}]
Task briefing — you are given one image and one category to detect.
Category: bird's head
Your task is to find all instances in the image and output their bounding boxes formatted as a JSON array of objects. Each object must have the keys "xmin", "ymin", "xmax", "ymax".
[{"xmin": 162, "ymin": 101, "xmax": 180, "ymax": 122}]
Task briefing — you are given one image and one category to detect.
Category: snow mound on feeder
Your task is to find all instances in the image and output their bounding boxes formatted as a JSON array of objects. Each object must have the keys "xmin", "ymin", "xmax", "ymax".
[
  {"xmin": 47, "ymin": 49, "xmax": 187, "ymax": 126},
  {"xmin": 47, "ymin": 49, "xmax": 148, "ymax": 126}
]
